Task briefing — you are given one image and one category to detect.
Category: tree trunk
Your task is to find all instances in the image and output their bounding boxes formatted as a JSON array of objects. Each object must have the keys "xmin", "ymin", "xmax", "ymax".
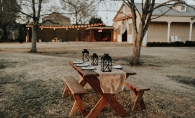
[
  {"xmin": 30, "ymin": 25, "xmax": 37, "ymax": 52},
  {"xmin": 130, "ymin": 33, "xmax": 141, "ymax": 66}
]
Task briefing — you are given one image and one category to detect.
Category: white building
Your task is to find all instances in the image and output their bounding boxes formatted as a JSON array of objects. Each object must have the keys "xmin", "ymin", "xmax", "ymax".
[{"xmin": 113, "ymin": 3, "xmax": 195, "ymax": 46}]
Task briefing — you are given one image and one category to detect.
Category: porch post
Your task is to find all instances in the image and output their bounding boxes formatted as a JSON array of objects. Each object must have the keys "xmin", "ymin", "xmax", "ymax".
[
  {"xmin": 142, "ymin": 31, "xmax": 147, "ymax": 46},
  {"xmin": 189, "ymin": 22, "xmax": 193, "ymax": 41},
  {"xmin": 90, "ymin": 29, "xmax": 92, "ymax": 42},
  {"xmin": 111, "ymin": 29, "xmax": 113, "ymax": 42},
  {"xmin": 167, "ymin": 22, "xmax": 171, "ymax": 42}
]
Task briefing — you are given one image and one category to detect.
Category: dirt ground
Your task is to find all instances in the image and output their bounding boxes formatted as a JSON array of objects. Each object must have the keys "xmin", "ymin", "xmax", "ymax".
[{"xmin": 0, "ymin": 42, "xmax": 195, "ymax": 118}]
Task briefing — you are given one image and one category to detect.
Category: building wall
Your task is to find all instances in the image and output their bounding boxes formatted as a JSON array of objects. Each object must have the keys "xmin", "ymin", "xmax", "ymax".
[
  {"xmin": 27, "ymin": 28, "xmax": 111, "ymax": 42},
  {"xmin": 170, "ymin": 22, "xmax": 190, "ymax": 41},
  {"xmin": 30, "ymin": 28, "xmax": 87, "ymax": 42},
  {"xmin": 87, "ymin": 29, "xmax": 112, "ymax": 42},
  {"xmin": 147, "ymin": 22, "xmax": 168, "ymax": 42},
  {"xmin": 147, "ymin": 22, "xmax": 195, "ymax": 42}
]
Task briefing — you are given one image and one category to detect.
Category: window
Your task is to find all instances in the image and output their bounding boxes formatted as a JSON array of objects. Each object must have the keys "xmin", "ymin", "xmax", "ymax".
[{"xmin": 180, "ymin": 4, "xmax": 186, "ymax": 12}]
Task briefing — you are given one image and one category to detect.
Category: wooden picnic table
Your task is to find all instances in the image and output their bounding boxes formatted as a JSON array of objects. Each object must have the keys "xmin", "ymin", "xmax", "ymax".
[{"xmin": 68, "ymin": 62, "xmax": 136, "ymax": 117}]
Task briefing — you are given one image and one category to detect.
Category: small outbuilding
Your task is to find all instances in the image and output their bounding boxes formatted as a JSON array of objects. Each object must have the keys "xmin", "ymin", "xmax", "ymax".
[{"xmin": 86, "ymin": 26, "xmax": 114, "ymax": 42}]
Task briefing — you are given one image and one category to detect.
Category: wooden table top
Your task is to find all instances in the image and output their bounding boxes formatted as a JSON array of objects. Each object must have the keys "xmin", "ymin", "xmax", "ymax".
[{"xmin": 69, "ymin": 62, "xmax": 136, "ymax": 77}]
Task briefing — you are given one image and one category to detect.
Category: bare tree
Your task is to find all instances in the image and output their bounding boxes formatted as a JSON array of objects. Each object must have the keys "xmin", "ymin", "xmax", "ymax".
[
  {"xmin": 111, "ymin": 0, "xmax": 195, "ymax": 66},
  {"xmin": 61, "ymin": 0, "xmax": 98, "ymax": 25},
  {"xmin": 14, "ymin": 0, "xmax": 60, "ymax": 52}
]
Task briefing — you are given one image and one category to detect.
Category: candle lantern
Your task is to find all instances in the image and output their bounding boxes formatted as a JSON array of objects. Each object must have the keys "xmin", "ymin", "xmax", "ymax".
[
  {"xmin": 91, "ymin": 53, "xmax": 98, "ymax": 66},
  {"xmin": 82, "ymin": 49, "xmax": 89, "ymax": 62},
  {"xmin": 101, "ymin": 54, "xmax": 112, "ymax": 72}
]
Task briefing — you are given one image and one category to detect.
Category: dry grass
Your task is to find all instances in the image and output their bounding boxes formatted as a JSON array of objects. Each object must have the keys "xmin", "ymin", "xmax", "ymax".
[{"xmin": 0, "ymin": 42, "xmax": 195, "ymax": 118}]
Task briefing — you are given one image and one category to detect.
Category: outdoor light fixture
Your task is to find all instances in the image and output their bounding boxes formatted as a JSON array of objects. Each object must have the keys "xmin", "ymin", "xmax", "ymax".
[
  {"xmin": 82, "ymin": 49, "xmax": 89, "ymax": 62},
  {"xmin": 98, "ymin": 29, "xmax": 102, "ymax": 32},
  {"xmin": 91, "ymin": 53, "xmax": 98, "ymax": 66},
  {"xmin": 101, "ymin": 54, "xmax": 112, "ymax": 72}
]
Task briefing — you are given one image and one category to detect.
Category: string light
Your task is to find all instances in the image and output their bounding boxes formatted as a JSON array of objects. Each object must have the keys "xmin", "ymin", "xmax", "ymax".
[{"xmin": 26, "ymin": 23, "xmax": 104, "ymax": 30}]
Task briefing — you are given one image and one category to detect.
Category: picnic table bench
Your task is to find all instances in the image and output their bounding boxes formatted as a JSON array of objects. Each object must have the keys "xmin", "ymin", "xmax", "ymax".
[
  {"xmin": 125, "ymin": 79, "xmax": 150, "ymax": 112},
  {"xmin": 62, "ymin": 76, "xmax": 88, "ymax": 116}
]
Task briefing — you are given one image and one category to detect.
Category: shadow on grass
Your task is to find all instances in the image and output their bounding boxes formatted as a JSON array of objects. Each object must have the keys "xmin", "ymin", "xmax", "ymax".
[
  {"xmin": 112, "ymin": 55, "xmax": 163, "ymax": 67},
  {"xmin": 0, "ymin": 59, "xmax": 18, "ymax": 70},
  {"xmin": 37, "ymin": 51, "xmax": 79, "ymax": 58},
  {"xmin": 0, "ymin": 76, "xmax": 62, "ymax": 118},
  {"xmin": 168, "ymin": 75, "xmax": 195, "ymax": 87}
]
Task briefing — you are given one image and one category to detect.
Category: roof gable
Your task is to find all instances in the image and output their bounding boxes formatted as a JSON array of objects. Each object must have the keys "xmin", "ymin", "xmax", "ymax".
[
  {"xmin": 113, "ymin": 3, "xmax": 195, "ymax": 21},
  {"xmin": 113, "ymin": 4, "xmax": 132, "ymax": 22},
  {"xmin": 152, "ymin": 4, "xmax": 195, "ymax": 17},
  {"xmin": 42, "ymin": 13, "xmax": 71, "ymax": 26}
]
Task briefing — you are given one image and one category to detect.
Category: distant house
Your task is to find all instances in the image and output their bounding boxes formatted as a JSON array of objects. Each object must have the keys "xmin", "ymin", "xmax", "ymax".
[
  {"xmin": 113, "ymin": 3, "xmax": 195, "ymax": 46},
  {"xmin": 41, "ymin": 12, "xmax": 71, "ymax": 26},
  {"xmin": 26, "ymin": 13, "xmax": 106, "ymax": 42}
]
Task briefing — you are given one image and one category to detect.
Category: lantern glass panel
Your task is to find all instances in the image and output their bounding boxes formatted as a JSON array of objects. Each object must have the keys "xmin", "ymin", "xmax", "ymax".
[
  {"xmin": 101, "ymin": 54, "xmax": 112, "ymax": 72},
  {"xmin": 82, "ymin": 49, "xmax": 89, "ymax": 62},
  {"xmin": 91, "ymin": 53, "xmax": 98, "ymax": 66}
]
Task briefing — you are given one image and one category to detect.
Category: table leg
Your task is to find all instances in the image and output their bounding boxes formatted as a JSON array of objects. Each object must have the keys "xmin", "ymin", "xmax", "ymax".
[
  {"xmin": 78, "ymin": 75, "xmax": 88, "ymax": 87},
  {"xmin": 85, "ymin": 76, "xmax": 128, "ymax": 117},
  {"xmin": 86, "ymin": 97, "xmax": 107, "ymax": 118}
]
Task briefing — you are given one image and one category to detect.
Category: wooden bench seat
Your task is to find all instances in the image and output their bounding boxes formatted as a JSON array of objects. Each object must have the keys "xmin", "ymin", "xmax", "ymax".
[
  {"xmin": 125, "ymin": 79, "xmax": 150, "ymax": 112},
  {"xmin": 62, "ymin": 76, "xmax": 88, "ymax": 116}
]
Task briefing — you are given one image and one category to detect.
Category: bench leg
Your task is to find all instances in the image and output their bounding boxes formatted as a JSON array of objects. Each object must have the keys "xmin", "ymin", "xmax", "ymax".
[
  {"xmin": 132, "ymin": 91, "xmax": 146, "ymax": 112},
  {"xmin": 62, "ymin": 85, "xmax": 70, "ymax": 97},
  {"xmin": 70, "ymin": 101, "xmax": 79, "ymax": 116},
  {"xmin": 70, "ymin": 95, "xmax": 88, "ymax": 116}
]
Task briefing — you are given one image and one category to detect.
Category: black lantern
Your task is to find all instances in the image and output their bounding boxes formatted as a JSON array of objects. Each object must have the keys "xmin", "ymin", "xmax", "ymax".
[
  {"xmin": 91, "ymin": 53, "xmax": 98, "ymax": 66},
  {"xmin": 101, "ymin": 54, "xmax": 112, "ymax": 72},
  {"xmin": 82, "ymin": 49, "xmax": 89, "ymax": 62}
]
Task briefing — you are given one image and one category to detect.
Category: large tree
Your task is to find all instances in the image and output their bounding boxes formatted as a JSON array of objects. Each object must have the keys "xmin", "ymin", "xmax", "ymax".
[
  {"xmin": 0, "ymin": 0, "xmax": 21, "ymax": 39},
  {"xmin": 113, "ymin": 0, "xmax": 195, "ymax": 66},
  {"xmin": 89, "ymin": 17, "xmax": 104, "ymax": 24},
  {"xmin": 14, "ymin": 0, "xmax": 60, "ymax": 52},
  {"xmin": 61, "ymin": 0, "xmax": 98, "ymax": 25},
  {"xmin": 0, "ymin": 0, "xmax": 20, "ymax": 25},
  {"xmin": 14, "ymin": 0, "xmax": 98, "ymax": 52}
]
